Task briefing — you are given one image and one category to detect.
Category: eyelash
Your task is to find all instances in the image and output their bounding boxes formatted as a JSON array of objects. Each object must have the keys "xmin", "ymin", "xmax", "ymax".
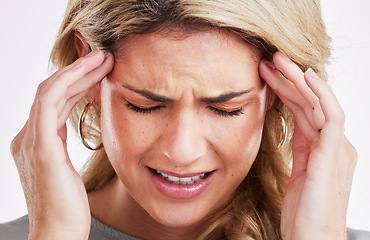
[
  {"xmin": 208, "ymin": 107, "xmax": 244, "ymax": 117},
  {"xmin": 126, "ymin": 102, "xmax": 243, "ymax": 117},
  {"xmin": 126, "ymin": 103, "xmax": 164, "ymax": 114}
]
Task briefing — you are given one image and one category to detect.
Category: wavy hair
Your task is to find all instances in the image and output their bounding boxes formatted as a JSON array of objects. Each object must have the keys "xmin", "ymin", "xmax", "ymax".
[{"xmin": 50, "ymin": 0, "xmax": 331, "ymax": 239}]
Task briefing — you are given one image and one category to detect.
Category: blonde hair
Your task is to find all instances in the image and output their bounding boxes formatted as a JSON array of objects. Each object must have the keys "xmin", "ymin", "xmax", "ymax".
[{"xmin": 50, "ymin": 0, "xmax": 331, "ymax": 239}]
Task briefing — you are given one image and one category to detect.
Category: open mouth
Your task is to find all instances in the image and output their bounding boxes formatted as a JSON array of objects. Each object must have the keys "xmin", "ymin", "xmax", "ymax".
[
  {"xmin": 154, "ymin": 169, "xmax": 210, "ymax": 185},
  {"xmin": 149, "ymin": 168, "xmax": 213, "ymax": 185},
  {"xmin": 148, "ymin": 167, "xmax": 215, "ymax": 199}
]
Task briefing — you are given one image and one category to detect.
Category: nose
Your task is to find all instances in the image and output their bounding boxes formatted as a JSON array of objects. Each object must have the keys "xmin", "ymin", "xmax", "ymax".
[{"xmin": 159, "ymin": 108, "xmax": 207, "ymax": 166}]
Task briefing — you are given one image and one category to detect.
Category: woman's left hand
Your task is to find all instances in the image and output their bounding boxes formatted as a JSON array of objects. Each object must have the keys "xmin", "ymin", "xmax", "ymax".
[{"xmin": 259, "ymin": 52, "xmax": 357, "ymax": 240}]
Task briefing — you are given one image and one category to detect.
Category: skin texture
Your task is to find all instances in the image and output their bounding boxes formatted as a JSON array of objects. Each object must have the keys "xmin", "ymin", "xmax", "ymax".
[
  {"xmin": 10, "ymin": 28, "xmax": 357, "ymax": 240},
  {"xmin": 11, "ymin": 50, "xmax": 114, "ymax": 240},
  {"xmin": 260, "ymin": 54, "xmax": 357, "ymax": 240},
  {"xmin": 89, "ymin": 30, "xmax": 269, "ymax": 239}
]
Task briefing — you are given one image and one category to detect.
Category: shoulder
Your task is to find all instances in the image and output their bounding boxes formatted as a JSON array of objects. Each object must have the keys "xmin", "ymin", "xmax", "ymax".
[
  {"xmin": 0, "ymin": 215, "xmax": 29, "ymax": 240},
  {"xmin": 347, "ymin": 227, "xmax": 370, "ymax": 240}
]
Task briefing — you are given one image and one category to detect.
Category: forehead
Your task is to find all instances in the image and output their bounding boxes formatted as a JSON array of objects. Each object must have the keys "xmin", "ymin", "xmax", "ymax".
[
  {"xmin": 109, "ymin": 28, "xmax": 262, "ymax": 94},
  {"xmin": 116, "ymin": 27, "xmax": 260, "ymax": 61}
]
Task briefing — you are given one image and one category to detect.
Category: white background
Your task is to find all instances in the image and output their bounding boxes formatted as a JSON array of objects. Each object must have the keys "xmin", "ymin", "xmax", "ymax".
[{"xmin": 0, "ymin": 0, "xmax": 369, "ymax": 231}]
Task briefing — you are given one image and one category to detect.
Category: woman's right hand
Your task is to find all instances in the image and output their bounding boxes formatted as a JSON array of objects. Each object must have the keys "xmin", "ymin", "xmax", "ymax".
[{"xmin": 10, "ymin": 50, "xmax": 114, "ymax": 240}]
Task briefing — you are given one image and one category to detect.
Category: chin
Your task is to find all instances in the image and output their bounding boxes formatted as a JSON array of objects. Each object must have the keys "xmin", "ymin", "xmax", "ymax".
[
  {"xmin": 144, "ymin": 196, "xmax": 224, "ymax": 230},
  {"xmin": 152, "ymin": 209, "xmax": 209, "ymax": 230}
]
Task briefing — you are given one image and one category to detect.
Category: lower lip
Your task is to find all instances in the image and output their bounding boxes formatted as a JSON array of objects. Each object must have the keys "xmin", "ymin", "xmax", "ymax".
[{"xmin": 148, "ymin": 168, "xmax": 214, "ymax": 199}]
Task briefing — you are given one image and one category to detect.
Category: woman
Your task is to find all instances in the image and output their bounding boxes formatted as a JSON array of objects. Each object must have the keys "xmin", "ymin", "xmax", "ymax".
[{"xmin": 1, "ymin": 0, "xmax": 368, "ymax": 239}]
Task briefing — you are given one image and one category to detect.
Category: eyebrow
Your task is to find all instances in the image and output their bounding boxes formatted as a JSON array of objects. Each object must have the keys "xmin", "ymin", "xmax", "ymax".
[
  {"xmin": 124, "ymin": 86, "xmax": 173, "ymax": 103},
  {"xmin": 200, "ymin": 90, "xmax": 252, "ymax": 103},
  {"xmin": 124, "ymin": 85, "xmax": 252, "ymax": 103}
]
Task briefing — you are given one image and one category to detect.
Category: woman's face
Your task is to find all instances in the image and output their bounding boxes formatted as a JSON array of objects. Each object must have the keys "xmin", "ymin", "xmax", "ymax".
[{"xmin": 99, "ymin": 29, "xmax": 269, "ymax": 228}]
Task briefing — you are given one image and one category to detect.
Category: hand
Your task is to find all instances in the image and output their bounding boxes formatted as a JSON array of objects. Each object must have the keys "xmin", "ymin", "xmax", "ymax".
[
  {"xmin": 10, "ymin": 50, "xmax": 114, "ymax": 240},
  {"xmin": 259, "ymin": 52, "xmax": 357, "ymax": 240}
]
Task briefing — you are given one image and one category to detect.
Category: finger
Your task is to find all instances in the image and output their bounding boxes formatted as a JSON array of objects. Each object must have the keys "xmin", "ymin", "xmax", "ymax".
[
  {"xmin": 273, "ymin": 52, "xmax": 319, "ymax": 109},
  {"xmin": 64, "ymin": 52, "xmax": 114, "ymax": 100},
  {"xmin": 305, "ymin": 68, "xmax": 345, "ymax": 140},
  {"xmin": 259, "ymin": 60, "xmax": 306, "ymax": 104},
  {"xmin": 34, "ymin": 50, "xmax": 105, "ymax": 110},
  {"xmin": 279, "ymin": 94, "xmax": 320, "ymax": 141},
  {"xmin": 57, "ymin": 89, "xmax": 91, "ymax": 129},
  {"xmin": 273, "ymin": 52, "xmax": 325, "ymax": 130},
  {"xmin": 304, "ymin": 69, "xmax": 347, "ymax": 171},
  {"xmin": 259, "ymin": 60, "xmax": 321, "ymax": 132},
  {"xmin": 43, "ymin": 50, "xmax": 109, "ymax": 109},
  {"xmin": 48, "ymin": 49, "xmax": 106, "ymax": 87},
  {"xmin": 56, "ymin": 53, "xmax": 114, "ymax": 119},
  {"xmin": 31, "ymin": 51, "xmax": 113, "ymax": 149}
]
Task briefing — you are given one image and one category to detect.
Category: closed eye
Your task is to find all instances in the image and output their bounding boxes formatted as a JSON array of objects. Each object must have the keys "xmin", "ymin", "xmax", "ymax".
[
  {"xmin": 126, "ymin": 102, "xmax": 165, "ymax": 114},
  {"xmin": 126, "ymin": 102, "xmax": 243, "ymax": 117},
  {"xmin": 208, "ymin": 106, "xmax": 244, "ymax": 117}
]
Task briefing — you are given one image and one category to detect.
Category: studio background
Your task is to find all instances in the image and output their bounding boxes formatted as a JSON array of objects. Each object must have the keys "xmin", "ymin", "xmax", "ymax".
[{"xmin": 1, "ymin": 0, "xmax": 369, "ymax": 231}]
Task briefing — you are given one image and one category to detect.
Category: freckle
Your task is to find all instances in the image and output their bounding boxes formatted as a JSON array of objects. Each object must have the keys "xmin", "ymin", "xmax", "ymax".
[{"xmin": 166, "ymin": 123, "xmax": 169, "ymax": 127}]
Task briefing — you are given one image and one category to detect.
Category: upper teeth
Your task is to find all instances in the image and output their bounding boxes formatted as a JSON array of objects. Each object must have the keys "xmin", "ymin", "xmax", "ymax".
[{"xmin": 156, "ymin": 170, "xmax": 206, "ymax": 185}]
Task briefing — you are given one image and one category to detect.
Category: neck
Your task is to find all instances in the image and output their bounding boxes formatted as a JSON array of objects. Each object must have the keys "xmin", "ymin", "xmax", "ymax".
[{"xmin": 88, "ymin": 177, "xmax": 224, "ymax": 240}]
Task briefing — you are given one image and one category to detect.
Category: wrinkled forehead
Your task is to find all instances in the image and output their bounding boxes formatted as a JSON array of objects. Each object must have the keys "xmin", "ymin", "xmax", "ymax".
[{"xmin": 107, "ymin": 28, "xmax": 263, "ymax": 97}]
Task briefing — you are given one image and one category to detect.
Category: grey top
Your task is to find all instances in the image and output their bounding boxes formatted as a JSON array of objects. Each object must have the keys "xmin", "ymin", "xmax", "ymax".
[
  {"xmin": 0, "ymin": 215, "xmax": 140, "ymax": 240},
  {"xmin": 1, "ymin": 215, "xmax": 369, "ymax": 239}
]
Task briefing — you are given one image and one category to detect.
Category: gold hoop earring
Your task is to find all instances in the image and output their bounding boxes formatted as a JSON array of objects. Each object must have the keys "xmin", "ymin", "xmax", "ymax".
[
  {"xmin": 274, "ymin": 108, "xmax": 287, "ymax": 152},
  {"xmin": 78, "ymin": 102, "xmax": 103, "ymax": 151}
]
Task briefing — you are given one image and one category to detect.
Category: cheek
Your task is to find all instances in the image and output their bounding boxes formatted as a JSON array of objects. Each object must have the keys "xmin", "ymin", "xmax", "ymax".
[
  {"xmin": 220, "ymin": 87, "xmax": 268, "ymax": 164},
  {"xmin": 212, "ymin": 106, "xmax": 266, "ymax": 173},
  {"xmin": 100, "ymin": 92, "xmax": 161, "ymax": 168}
]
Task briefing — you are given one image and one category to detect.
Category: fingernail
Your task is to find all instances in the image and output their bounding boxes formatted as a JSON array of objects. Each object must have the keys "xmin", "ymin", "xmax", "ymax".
[{"xmin": 307, "ymin": 68, "xmax": 319, "ymax": 79}]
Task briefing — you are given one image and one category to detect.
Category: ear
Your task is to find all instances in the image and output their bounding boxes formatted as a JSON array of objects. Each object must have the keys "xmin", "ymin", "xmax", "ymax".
[
  {"xmin": 75, "ymin": 31, "xmax": 101, "ymax": 105},
  {"xmin": 266, "ymin": 86, "xmax": 276, "ymax": 110},
  {"xmin": 87, "ymin": 87, "xmax": 101, "ymax": 106},
  {"xmin": 74, "ymin": 31, "xmax": 91, "ymax": 57}
]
